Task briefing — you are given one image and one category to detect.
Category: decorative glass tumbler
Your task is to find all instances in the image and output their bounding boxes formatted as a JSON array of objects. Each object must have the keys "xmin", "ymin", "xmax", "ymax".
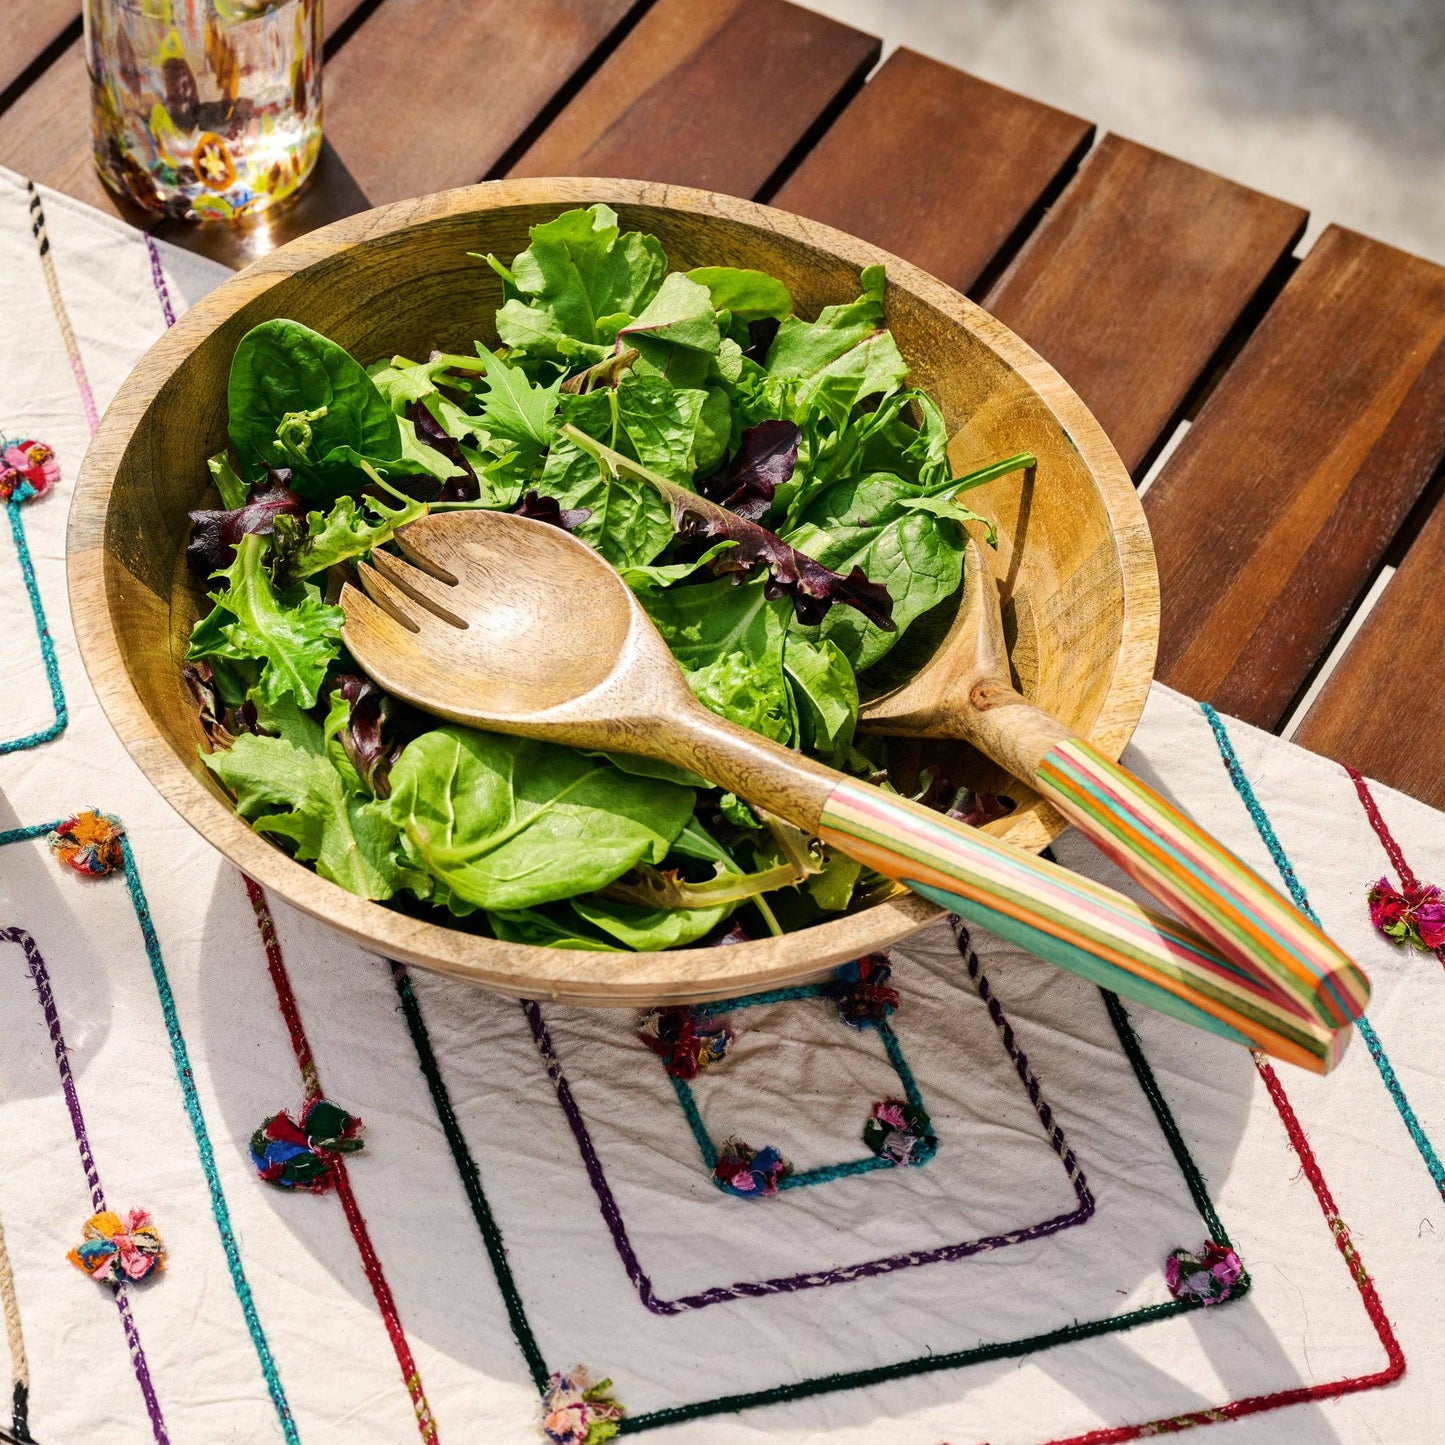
[{"xmin": 83, "ymin": 0, "xmax": 322, "ymax": 223}]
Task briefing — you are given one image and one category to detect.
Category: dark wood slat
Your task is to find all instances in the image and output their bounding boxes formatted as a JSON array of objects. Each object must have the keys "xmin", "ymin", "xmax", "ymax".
[
  {"xmin": 509, "ymin": 0, "xmax": 879, "ymax": 199},
  {"xmin": 324, "ymin": 0, "xmax": 646, "ymax": 204},
  {"xmin": 984, "ymin": 134, "xmax": 1307, "ymax": 475},
  {"xmin": 0, "ymin": 1, "xmax": 76, "ymax": 109},
  {"xmin": 1293, "ymin": 494, "xmax": 1445, "ymax": 808},
  {"xmin": 771, "ymin": 49, "xmax": 1093, "ymax": 296},
  {"xmin": 1145, "ymin": 224, "xmax": 1445, "ymax": 729}
]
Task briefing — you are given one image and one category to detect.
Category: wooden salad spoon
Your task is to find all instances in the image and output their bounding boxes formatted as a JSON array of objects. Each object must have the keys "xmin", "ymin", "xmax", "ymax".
[
  {"xmin": 339, "ymin": 510, "xmax": 1364, "ymax": 1072},
  {"xmin": 861, "ymin": 533, "xmax": 1370, "ymax": 1056}
]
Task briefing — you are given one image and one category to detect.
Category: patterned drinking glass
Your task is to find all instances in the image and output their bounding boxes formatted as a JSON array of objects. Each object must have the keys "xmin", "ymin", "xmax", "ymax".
[{"xmin": 83, "ymin": 0, "xmax": 323, "ymax": 223}]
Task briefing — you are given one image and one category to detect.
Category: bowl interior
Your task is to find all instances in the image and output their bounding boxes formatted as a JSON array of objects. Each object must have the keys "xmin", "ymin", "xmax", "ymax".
[{"xmin": 71, "ymin": 180, "xmax": 1155, "ymax": 1004}]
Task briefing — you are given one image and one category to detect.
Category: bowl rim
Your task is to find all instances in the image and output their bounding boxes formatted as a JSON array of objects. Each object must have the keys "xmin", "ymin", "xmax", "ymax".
[{"xmin": 67, "ymin": 176, "xmax": 1157, "ymax": 1005}]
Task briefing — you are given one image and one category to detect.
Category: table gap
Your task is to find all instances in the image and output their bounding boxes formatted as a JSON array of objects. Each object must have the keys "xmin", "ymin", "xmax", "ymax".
[
  {"xmin": 482, "ymin": 0, "xmax": 660, "ymax": 183},
  {"xmin": 0, "ymin": 12, "xmax": 81, "ymax": 121},
  {"xmin": 965, "ymin": 126, "xmax": 1100, "ymax": 304}
]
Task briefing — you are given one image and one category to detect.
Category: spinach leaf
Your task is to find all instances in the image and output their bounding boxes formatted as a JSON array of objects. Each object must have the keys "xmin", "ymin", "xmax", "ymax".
[
  {"xmin": 227, "ymin": 320, "xmax": 401, "ymax": 496},
  {"xmin": 535, "ymin": 434, "xmax": 674, "ymax": 568},
  {"xmin": 204, "ymin": 730, "xmax": 400, "ymax": 900},
  {"xmin": 620, "ymin": 272, "xmax": 721, "ymax": 388},
  {"xmin": 382, "ymin": 728, "xmax": 695, "ymax": 911},
  {"xmin": 572, "ymin": 896, "xmax": 732, "ymax": 950},
  {"xmin": 490, "ymin": 204, "xmax": 667, "ymax": 362},
  {"xmin": 187, "ymin": 534, "xmax": 343, "ymax": 707},
  {"xmin": 489, "ymin": 907, "xmax": 624, "ymax": 951},
  {"xmin": 763, "ymin": 263, "xmax": 888, "ymax": 382},
  {"xmin": 687, "ymin": 266, "xmax": 792, "ymax": 323},
  {"xmin": 614, "ymin": 374, "xmax": 708, "ymax": 482}
]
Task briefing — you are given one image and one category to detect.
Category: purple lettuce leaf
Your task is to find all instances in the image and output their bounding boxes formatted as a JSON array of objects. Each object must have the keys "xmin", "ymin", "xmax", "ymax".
[
  {"xmin": 513, "ymin": 490, "xmax": 592, "ymax": 532},
  {"xmin": 699, "ymin": 419, "xmax": 799, "ymax": 522},
  {"xmin": 182, "ymin": 661, "xmax": 258, "ymax": 749},
  {"xmin": 406, "ymin": 401, "xmax": 481, "ymax": 502},
  {"xmin": 186, "ymin": 469, "xmax": 304, "ymax": 575},
  {"xmin": 332, "ymin": 673, "xmax": 401, "ymax": 798}
]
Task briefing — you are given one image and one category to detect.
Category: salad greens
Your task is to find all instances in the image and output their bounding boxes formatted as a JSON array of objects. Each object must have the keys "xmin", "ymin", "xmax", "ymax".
[{"xmin": 184, "ymin": 204, "xmax": 1030, "ymax": 949}]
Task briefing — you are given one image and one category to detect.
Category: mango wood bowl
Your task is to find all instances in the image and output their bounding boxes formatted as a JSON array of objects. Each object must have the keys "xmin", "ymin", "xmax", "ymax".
[{"xmin": 68, "ymin": 178, "xmax": 1156, "ymax": 1006}]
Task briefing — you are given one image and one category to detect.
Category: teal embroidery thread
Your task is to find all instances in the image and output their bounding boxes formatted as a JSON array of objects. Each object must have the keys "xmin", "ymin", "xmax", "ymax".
[
  {"xmin": 395, "ymin": 952, "xmax": 1240, "ymax": 1432},
  {"xmin": 0, "ymin": 822, "xmax": 297, "ymax": 1443},
  {"xmin": 673, "ymin": 986, "xmax": 935, "ymax": 1189},
  {"xmin": 1200, "ymin": 702, "xmax": 1445, "ymax": 1201},
  {"xmin": 0, "ymin": 499, "xmax": 66, "ymax": 755}
]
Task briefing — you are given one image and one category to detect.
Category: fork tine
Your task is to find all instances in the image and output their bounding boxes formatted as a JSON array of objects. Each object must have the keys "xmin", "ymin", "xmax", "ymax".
[
  {"xmin": 355, "ymin": 560, "xmax": 424, "ymax": 634},
  {"xmin": 369, "ymin": 548, "xmax": 469, "ymax": 629}
]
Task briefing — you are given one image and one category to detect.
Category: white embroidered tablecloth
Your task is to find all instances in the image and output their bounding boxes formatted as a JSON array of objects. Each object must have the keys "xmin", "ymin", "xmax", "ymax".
[{"xmin": 1, "ymin": 166, "xmax": 1442, "ymax": 1445}]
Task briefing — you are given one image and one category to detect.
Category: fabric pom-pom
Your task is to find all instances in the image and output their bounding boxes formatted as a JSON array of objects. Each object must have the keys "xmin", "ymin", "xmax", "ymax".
[
  {"xmin": 1165, "ymin": 1241, "xmax": 1243, "ymax": 1305},
  {"xmin": 0, "ymin": 438, "xmax": 59, "ymax": 504},
  {"xmin": 67, "ymin": 1209, "xmax": 164, "ymax": 1286},
  {"xmin": 1367, "ymin": 877, "xmax": 1445, "ymax": 952},
  {"xmin": 540, "ymin": 1366, "xmax": 623, "ymax": 1444},
  {"xmin": 251, "ymin": 1098, "xmax": 364, "ymax": 1192},
  {"xmin": 826, "ymin": 953, "xmax": 900, "ymax": 1028},
  {"xmin": 637, "ymin": 1006, "xmax": 733, "ymax": 1079},
  {"xmin": 712, "ymin": 1138, "xmax": 791, "ymax": 1198},
  {"xmin": 47, "ymin": 810, "xmax": 125, "ymax": 876},
  {"xmin": 862, "ymin": 1099, "xmax": 937, "ymax": 1166}
]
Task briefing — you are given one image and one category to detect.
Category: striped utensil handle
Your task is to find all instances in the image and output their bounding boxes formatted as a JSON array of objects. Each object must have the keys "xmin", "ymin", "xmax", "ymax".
[
  {"xmin": 817, "ymin": 778, "xmax": 1353, "ymax": 1073},
  {"xmin": 1034, "ymin": 739, "xmax": 1371, "ymax": 1031}
]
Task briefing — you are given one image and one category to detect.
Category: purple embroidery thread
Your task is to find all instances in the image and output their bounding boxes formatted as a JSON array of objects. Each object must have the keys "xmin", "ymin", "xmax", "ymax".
[
  {"xmin": 521, "ymin": 935, "xmax": 1094, "ymax": 1314},
  {"xmin": 143, "ymin": 235, "xmax": 176, "ymax": 329},
  {"xmin": 0, "ymin": 927, "xmax": 169, "ymax": 1444}
]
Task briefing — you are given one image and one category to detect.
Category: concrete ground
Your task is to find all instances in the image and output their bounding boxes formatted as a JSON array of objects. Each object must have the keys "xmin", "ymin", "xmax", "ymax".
[{"xmin": 797, "ymin": 0, "xmax": 1445, "ymax": 265}]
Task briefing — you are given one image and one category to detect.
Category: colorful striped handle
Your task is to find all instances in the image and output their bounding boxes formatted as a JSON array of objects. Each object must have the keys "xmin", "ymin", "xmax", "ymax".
[
  {"xmin": 817, "ymin": 777, "xmax": 1354, "ymax": 1073},
  {"xmin": 1034, "ymin": 738, "xmax": 1370, "ymax": 1031}
]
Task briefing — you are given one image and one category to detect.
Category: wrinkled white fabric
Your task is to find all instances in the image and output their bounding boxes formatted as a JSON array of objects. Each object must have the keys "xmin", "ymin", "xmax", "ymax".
[{"xmin": 0, "ymin": 167, "xmax": 1440, "ymax": 1444}]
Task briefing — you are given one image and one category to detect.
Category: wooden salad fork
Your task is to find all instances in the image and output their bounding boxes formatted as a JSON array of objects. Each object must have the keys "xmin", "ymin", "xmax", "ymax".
[
  {"xmin": 862, "ymin": 534, "xmax": 1370, "ymax": 1058},
  {"xmin": 340, "ymin": 510, "xmax": 1364, "ymax": 1071}
]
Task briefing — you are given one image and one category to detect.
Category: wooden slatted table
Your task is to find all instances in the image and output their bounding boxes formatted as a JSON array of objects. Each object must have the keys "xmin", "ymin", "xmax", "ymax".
[{"xmin": 4, "ymin": 0, "xmax": 1443, "ymax": 805}]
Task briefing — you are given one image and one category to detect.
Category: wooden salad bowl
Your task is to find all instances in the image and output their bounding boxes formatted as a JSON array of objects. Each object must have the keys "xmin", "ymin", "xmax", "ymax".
[{"xmin": 68, "ymin": 178, "xmax": 1157, "ymax": 1005}]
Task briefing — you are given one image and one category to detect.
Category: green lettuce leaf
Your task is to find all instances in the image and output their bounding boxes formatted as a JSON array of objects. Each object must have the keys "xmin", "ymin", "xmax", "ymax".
[
  {"xmin": 204, "ymin": 729, "xmax": 400, "ymax": 899},
  {"xmin": 276, "ymin": 488, "xmax": 429, "ymax": 581},
  {"xmin": 572, "ymin": 896, "xmax": 732, "ymax": 950},
  {"xmin": 187, "ymin": 534, "xmax": 343, "ymax": 707}
]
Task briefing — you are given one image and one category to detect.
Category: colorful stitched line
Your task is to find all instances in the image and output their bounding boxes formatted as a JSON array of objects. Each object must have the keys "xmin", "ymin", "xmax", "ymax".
[
  {"xmin": 243, "ymin": 880, "xmax": 439, "ymax": 1443},
  {"xmin": 25, "ymin": 182, "xmax": 98, "ymax": 435},
  {"xmin": 1037, "ymin": 737, "xmax": 1366, "ymax": 1027},
  {"xmin": 0, "ymin": 925, "xmax": 168, "ymax": 1444},
  {"xmin": 0, "ymin": 499, "xmax": 66, "ymax": 755},
  {"xmin": 390, "ymin": 964, "xmax": 550, "ymax": 1391},
  {"xmin": 1346, "ymin": 764, "xmax": 1445, "ymax": 970},
  {"xmin": 143, "ymin": 236, "xmax": 176, "ymax": 329},
  {"xmin": 115, "ymin": 837, "xmax": 298, "ymax": 1444},
  {"xmin": 671, "ymin": 983, "xmax": 933, "ymax": 1189},
  {"xmin": 0, "ymin": 1212, "xmax": 33, "ymax": 1445},
  {"xmin": 1201, "ymin": 703, "xmax": 1445, "ymax": 1202},
  {"xmin": 525, "ymin": 976, "xmax": 1093, "ymax": 1313},
  {"xmin": 1035, "ymin": 1052, "xmax": 1404, "ymax": 1445}
]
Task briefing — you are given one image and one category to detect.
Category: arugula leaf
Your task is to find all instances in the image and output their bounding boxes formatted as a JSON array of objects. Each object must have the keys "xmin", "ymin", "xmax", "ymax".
[
  {"xmin": 204, "ymin": 730, "xmax": 399, "ymax": 899},
  {"xmin": 473, "ymin": 345, "xmax": 562, "ymax": 461},
  {"xmin": 187, "ymin": 534, "xmax": 343, "ymax": 707},
  {"xmin": 227, "ymin": 320, "xmax": 401, "ymax": 496},
  {"xmin": 382, "ymin": 728, "xmax": 695, "ymax": 911},
  {"xmin": 687, "ymin": 266, "xmax": 792, "ymax": 322},
  {"xmin": 491, "ymin": 204, "xmax": 667, "ymax": 362}
]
